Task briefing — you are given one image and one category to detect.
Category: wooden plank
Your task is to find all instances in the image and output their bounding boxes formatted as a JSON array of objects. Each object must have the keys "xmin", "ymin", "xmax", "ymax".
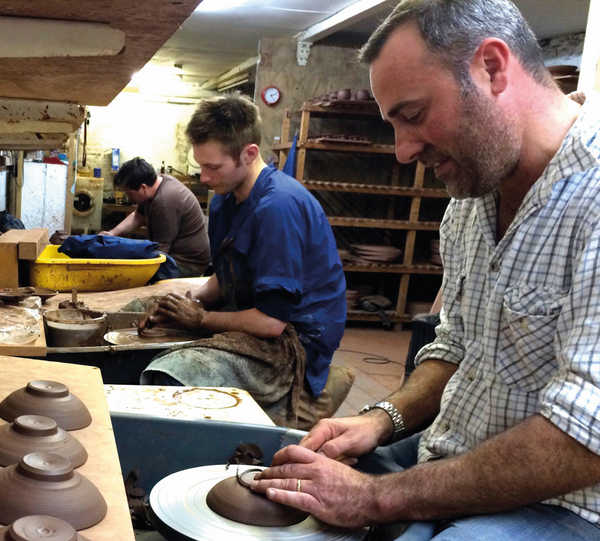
[
  {"xmin": 343, "ymin": 263, "xmax": 443, "ymax": 275},
  {"xmin": 0, "ymin": 356, "xmax": 134, "ymax": 540},
  {"xmin": 18, "ymin": 228, "xmax": 50, "ymax": 260},
  {"xmin": 327, "ymin": 217, "xmax": 440, "ymax": 230},
  {"xmin": 273, "ymin": 141, "xmax": 396, "ymax": 154},
  {"xmin": 0, "ymin": 231, "xmax": 23, "ymax": 288},
  {"xmin": 301, "ymin": 181, "xmax": 449, "ymax": 198},
  {"xmin": 15, "ymin": 152, "xmax": 23, "ymax": 220},
  {"xmin": 0, "ymin": 99, "xmax": 85, "ymax": 129},
  {"xmin": 65, "ymin": 133, "xmax": 77, "ymax": 234},
  {"xmin": 280, "ymin": 109, "xmax": 291, "ymax": 145},
  {"xmin": 0, "ymin": 1, "xmax": 201, "ymax": 107}
]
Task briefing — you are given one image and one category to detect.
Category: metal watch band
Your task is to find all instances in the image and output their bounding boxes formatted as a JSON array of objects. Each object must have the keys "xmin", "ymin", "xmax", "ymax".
[{"xmin": 359, "ymin": 400, "xmax": 405, "ymax": 446}]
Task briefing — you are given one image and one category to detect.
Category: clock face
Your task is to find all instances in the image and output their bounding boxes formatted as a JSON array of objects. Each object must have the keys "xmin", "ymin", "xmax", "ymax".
[{"xmin": 262, "ymin": 86, "xmax": 280, "ymax": 105}]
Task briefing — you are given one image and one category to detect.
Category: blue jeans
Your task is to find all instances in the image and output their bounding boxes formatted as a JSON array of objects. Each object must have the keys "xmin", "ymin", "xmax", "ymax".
[{"xmin": 359, "ymin": 434, "xmax": 600, "ymax": 541}]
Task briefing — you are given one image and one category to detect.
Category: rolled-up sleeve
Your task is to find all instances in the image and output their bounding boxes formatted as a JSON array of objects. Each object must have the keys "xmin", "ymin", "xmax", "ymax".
[{"xmin": 540, "ymin": 221, "xmax": 600, "ymax": 455}]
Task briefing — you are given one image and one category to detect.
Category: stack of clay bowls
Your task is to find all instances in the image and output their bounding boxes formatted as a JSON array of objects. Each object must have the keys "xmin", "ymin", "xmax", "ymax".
[
  {"xmin": 430, "ymin": 239, "xmax": 442, "ymax": 266},
  {"xmin": 345, "ymin": 289, "xmax": 359, "ymax": 311},
  {"xmin": 351, "ymin": 244, "xmax": 403, "ymax": 264},
  {"xmin": 0, "ymin": 380, "xmax": 106, "ymax": 532},
  {"xmin": 0, "ymin": 515, "xmax": 90, "ymax": 541}
]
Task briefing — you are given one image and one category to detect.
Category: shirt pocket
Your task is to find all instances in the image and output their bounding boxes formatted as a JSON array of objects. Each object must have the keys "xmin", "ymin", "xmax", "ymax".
[{"xmin": 498, "ymin": 285, "xmax": 566, "ymax": 391}]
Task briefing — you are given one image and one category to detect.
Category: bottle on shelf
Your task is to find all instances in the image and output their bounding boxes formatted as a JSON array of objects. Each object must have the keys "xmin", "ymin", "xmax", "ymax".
[{"xmin": 160, "ymin": 161, "xmax": 165, "ymax": 174}]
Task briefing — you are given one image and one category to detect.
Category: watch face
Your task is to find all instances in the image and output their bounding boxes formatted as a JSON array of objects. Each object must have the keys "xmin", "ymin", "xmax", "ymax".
[{"xmin": 263, "ymin": 86, "xmax": 280, "ymax": 105}]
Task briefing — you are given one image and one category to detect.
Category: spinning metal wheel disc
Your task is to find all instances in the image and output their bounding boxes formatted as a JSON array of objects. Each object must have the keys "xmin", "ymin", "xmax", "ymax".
[
  {"xmin": 103, "ymin": 328, "xmax": 198, "ymax": 346},
  {"xmin": 150, "ymin": 464, "xmax": 368, "ymax": 541}
]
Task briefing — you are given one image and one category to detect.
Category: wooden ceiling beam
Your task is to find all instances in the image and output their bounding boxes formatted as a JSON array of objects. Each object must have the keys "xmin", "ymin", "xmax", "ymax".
[{"xmin": 0, "ymin": 16, "xmax": 125, "ymax": 58}]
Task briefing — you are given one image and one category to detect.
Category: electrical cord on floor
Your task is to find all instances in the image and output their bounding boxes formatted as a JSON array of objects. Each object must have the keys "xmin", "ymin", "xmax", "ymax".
[{"xmin": 336, "ymin": 349, "xmax": 404, "ymax": 366}]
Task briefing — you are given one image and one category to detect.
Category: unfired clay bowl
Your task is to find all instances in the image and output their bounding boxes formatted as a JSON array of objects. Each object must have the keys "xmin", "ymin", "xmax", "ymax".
[
  {"xmin": 0, "ymin": 415, "xmax": 88, "ymax": 468},
  {"xmin": 0, "ymin": 381, "xmax": 92, "ymax": 431},
  {"xmin": 206, "ymin": 469, "xmax": 308, "ymax": 526},
  {"xmin": 355, "ymin": 89, "xmax": 371, "ymax": 101},
  {"xmin": 0, "ymin": 453, "xmax": 107, "ymax": 530},
  {"xmin": 337, "ymin": 88, "xmax": 351, "ymax": 100},
  {"xmin": 0, "ymin": 515, "xmax": 91, "ymax": 541}
]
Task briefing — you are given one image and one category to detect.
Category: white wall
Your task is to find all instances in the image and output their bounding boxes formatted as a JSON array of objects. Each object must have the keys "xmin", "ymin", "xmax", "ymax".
[
  {"xmin": 0, "ymin": 171, "xmax": 6, "ymax": 212},
  {"xmin": 85, "ymin": 96, "xmax": 206, "ymax": 197}
]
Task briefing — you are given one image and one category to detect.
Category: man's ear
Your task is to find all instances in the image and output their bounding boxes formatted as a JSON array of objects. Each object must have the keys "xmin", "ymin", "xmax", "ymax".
[
  {"xmin": 242, "ymin": 144, "xmax": 260, "ymax": 164},
  {"xmin": 470, "ymin": 38, "xmax": 510, "ymax": 95}
]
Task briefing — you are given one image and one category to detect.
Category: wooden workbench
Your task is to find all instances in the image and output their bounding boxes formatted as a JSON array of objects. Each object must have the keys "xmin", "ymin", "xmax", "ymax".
[
  {"xmin": 0, "ymin": 356, "xmax": 134, "ymax": 540},
  {"xmin": 45, "ymin": 277, "xmax": 209, "ymax": 313}
]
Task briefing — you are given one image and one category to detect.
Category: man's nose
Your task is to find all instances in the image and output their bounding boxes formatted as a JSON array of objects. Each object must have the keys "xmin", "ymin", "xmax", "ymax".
[{"xmin": 394, "ymin": 129, "xmax": 425, "ymax": 164}]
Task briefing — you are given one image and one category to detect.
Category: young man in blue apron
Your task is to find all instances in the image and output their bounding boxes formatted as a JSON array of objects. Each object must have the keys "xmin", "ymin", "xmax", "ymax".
[{"xmin": 140, "ymin": 95, "xmax": 349, "ymax": 429}]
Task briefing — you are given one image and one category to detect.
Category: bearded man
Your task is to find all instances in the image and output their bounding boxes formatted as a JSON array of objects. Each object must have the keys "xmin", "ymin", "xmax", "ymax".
[{"xmin": 250, "ymin": 1, "xmax": 600, "ymax": 539}]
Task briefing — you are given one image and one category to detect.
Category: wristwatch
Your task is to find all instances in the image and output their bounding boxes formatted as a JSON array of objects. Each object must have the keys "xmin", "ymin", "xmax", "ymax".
[{"xmin": 359, "ymin": 401, "xmax": 405, "ymax": 446}]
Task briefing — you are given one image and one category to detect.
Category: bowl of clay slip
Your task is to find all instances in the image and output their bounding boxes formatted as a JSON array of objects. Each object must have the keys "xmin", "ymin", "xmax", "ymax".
[
  {"xmin": 0, "ymin": 453, "xmax": 107, "ymax": 530},
  {"xmin": 0, "ymin": 515, "xmax": 91, "ymax": 541},
  {"xmin": 0, "ymin": 381, "xmax": 92, "ymax": 430},
  {"xmin": 0, "ymin": 415, "xmax": 88, "ymax": 468}
]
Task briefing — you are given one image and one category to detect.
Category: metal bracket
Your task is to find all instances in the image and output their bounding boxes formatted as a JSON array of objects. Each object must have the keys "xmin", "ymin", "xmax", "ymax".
[{"xmin": 297, "ymin": 41, "xmax": 312, "ymax": 66}]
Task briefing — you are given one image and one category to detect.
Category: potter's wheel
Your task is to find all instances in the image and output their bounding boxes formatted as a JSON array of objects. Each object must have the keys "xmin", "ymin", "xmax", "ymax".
[
  {"xmin": 104, "ymin": 328, "xmax": 199, "ymax": 346},
  {"xmin": 150, "ymin": 464, "xmax": 368, "ymax": 541}
]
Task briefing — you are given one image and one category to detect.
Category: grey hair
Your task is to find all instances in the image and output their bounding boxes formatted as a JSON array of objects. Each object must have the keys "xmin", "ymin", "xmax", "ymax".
[{"xmin": 359, "ymin": 0, "xmax": 554, "ymax": 91}]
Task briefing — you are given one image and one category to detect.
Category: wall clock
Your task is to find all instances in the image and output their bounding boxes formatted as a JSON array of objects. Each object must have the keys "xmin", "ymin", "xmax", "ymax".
[{"xmin": 261, "ymin": 86, "xmax": 281, "ymax": 106}]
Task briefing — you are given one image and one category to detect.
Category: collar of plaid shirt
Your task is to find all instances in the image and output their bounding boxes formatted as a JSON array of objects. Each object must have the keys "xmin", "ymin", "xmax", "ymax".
[{"xmin": 414, "ymin": 91, "xmax": 600, "ymax": 524}]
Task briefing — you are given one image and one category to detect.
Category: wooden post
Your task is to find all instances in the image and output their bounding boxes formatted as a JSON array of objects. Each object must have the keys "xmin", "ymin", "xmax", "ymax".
[
  {"xmin": 64, "ymin": 133, "xmax": 77, "ymax": 233},
  {"xmin": 15, "ymin": 151, "xmax": 24, "ymax": 220},
  {"xmin": 295, "ymin": 110, "xmax": 311, "ymax": 181}
]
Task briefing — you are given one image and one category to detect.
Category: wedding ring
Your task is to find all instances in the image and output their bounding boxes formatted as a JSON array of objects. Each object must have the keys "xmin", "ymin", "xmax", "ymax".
[{"xmin": 296, "ymin": 479, "xmax": 301, "ymax": 492}]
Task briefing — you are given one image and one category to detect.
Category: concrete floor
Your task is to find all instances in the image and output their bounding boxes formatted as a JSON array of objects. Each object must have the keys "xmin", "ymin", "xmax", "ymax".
[{"xmin": 332, "ymin": 325, "xmax": 411, "ymax": 418}]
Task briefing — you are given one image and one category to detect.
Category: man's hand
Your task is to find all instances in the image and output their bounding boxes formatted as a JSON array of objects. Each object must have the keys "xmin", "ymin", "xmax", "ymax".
[
  {"xmin": 272, "ymin": 411, "xmax": 393, "ymax": 465},
  {"xmin": 98, "ymin": 230, "xmax": 114, "ymax": 236},
  {"xmin": 251, "ymin": 446, "xmax": 379, "ymax": 528},
  {"xmin": 152, "ymin": 292, "xmax": 207, "ymax": 331}
]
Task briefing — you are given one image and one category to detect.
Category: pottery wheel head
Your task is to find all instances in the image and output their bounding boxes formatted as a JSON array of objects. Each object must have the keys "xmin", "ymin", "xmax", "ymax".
[
  {"xmin": 206, "ymin": 472, "xmax": 309, "ymax": 527},
  {"xmin": 13, "ymin": 416, "xmax": 58, "ymax": 437},
  {"xmin": 26, "ymin": 381, "xmax": 69, "ymax": 399},
  {"xmin": 6, "ymin": 516, "xmax": 79, "ymax": 541}
]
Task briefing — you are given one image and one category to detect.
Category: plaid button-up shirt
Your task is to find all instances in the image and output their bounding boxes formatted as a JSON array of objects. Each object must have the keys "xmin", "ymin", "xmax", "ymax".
[{"xmin": 415, "ymin": 92, "xmax": 600, "ymax": 524}]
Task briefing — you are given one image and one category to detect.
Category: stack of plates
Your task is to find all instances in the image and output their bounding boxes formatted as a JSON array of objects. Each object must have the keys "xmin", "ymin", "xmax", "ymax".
[
  {"xmin": 430, "ymin": 239, "xmax": 442, "ymax": 266},
  {"xmin": 351, "ymin": 245, "xmax": 402, "ymax": 263},
  {"xmin": 337, "ymin": 249, "xmax": 353, "ymax": 263},
  {"xmin": 345, "ymin": 289, "xmax": 359, "ymax": 310}
]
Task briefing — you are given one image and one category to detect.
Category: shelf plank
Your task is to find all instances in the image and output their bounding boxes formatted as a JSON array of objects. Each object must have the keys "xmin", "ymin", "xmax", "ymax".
[
  {"xmin": 299, "ymin": 103, "xmax": 382, "ymax": 117},
  {"xmin": 346, "ymin": 310, "xmax": 413, "ymax": 323},
  {"xmin": 303, "ymin": 180, "xmax": 449, "ymax": 198},
  {"xmin": 343, "ymin": 263, "xmax": 443, "ymax": 274},
  {"xmin": 328, "ymin": 217, "xmax": 441, "ymax": 230},
  {"xmin": 273, "ymin": 141, "xmax": 395, "ymax": 154}
]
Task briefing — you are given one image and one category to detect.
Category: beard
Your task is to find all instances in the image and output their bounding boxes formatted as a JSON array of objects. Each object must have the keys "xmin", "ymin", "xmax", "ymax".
[{"xmin": 421, "ymin": 88, "xmax": 521, "ymax": 199}]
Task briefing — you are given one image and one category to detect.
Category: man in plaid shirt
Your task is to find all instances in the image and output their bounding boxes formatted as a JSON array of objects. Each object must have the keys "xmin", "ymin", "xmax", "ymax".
[{"xmin": 251, "ymin": 1, "xmax": 600, "ymax": 539}]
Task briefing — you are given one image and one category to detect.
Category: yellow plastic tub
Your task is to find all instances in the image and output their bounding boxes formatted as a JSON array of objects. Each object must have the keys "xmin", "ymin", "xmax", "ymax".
[{"xmin": 29, "ymin": 245, "xmax": 166, "ymax": 292}]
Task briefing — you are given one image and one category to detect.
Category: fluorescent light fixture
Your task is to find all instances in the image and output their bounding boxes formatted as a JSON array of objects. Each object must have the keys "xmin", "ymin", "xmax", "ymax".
[{"xmin": 195, "ymin": 0, "xmax": 251, "ymax": 12}]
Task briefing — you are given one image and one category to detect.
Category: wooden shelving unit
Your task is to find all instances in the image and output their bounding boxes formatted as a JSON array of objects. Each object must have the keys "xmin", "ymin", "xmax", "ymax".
[{"xmin": 275, "ymin": 102, "xmax": 449, "ymax": 324}]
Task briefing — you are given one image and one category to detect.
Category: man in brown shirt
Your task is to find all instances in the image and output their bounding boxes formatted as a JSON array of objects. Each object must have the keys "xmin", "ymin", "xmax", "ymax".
[{"xmin": 101, "ymin": 157, "xmax": 210, "ymax": 277}]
